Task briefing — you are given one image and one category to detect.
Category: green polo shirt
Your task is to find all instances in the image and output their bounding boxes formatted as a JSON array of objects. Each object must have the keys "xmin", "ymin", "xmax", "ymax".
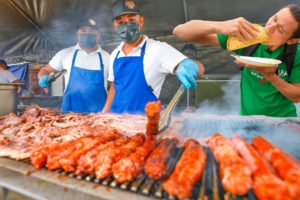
[{"xmin": 217, "ymin": 34, "xmax": 300, "ymax": 117}]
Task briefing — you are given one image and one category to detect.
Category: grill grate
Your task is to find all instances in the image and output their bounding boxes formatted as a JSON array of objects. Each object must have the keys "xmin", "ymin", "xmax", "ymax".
[{"xmin": 20, "ymin": 146, "xmax": 258, "ymax": 200}]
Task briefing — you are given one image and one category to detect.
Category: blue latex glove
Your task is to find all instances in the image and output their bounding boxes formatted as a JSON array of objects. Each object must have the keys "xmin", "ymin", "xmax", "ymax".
[
  {"xmin": 38, "ymin": 76, "xmax": 49, "ymax": 88},
  {"xmin": 176, "ymin": 59, "xmax": 199, "ymax": 89}
]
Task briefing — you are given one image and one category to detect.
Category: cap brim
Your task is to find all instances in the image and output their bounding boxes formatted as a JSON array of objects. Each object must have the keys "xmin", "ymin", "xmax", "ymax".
[{"xmin": 113, "ymin": 11, "xmax": 140, "ymax": 19}]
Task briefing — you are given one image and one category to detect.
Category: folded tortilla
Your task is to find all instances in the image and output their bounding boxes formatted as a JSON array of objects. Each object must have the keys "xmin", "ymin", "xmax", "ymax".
[{"xmin": 227, "ymin": 24, "xmax": 268, "ymax": 51}]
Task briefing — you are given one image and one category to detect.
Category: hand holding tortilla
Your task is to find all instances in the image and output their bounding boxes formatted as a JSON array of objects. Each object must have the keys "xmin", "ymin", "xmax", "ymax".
[{"xmin": 227, "ymin": 24, "xmax": 269, "ymax": 50}]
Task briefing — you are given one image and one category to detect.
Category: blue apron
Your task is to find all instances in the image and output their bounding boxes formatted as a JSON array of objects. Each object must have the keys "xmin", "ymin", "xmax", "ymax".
[
  {"xmin": 111, "ymin": 42, "xmax": 158, "ymax": 114},
  {"xmin": 62, "ymin": 49, "xmax": 107, "ymax": 113}
]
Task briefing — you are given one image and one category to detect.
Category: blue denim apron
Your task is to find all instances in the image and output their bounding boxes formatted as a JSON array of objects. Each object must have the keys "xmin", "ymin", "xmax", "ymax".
[
  {"xmin": 62, "ymin": 49, "xmax": 107, "ymax": 113},
  {"xmin": 111, "ymin": 42, "xmax": 157, "ymax": 114}
]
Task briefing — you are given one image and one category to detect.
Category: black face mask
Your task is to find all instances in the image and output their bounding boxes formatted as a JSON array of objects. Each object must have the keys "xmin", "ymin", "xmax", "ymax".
[{"xmin": 79, "ymin": 34, "xmax": 97, "ymax": 48}]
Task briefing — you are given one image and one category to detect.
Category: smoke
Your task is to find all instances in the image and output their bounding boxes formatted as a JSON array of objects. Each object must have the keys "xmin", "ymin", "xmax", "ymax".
[
  {"xmin": 195, "ymin": 75, "xmax": 240, "ymax": 115},
  {"xmin": 177, "ymin": 75, "xmax": 300, "ymax": 160}
]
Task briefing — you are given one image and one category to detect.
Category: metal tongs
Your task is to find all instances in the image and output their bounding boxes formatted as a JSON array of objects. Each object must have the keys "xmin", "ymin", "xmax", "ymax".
[
  {"xmin": 47, "ymin": 69, "xmax": 67, "ymax": 84},
  {"xmin": 159, "ymin": 85, "xmax": 185, "ymax": 133}
]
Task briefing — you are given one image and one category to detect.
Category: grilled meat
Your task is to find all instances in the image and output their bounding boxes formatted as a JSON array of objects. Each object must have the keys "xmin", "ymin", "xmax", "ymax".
[
  {"xmin": 144, "ymin": 138, "xmax": 178, "ymax": 180},
  {"xmin": 232, "ymin": 136, "xmax": 296, "ymax": 200},
  {"xmin": 112, "ymin": 136, "xmax": 156, "ymax": 183},
  {"xmin": 145, "ymin": 101, "xmax": 160, "ymax": 136},
  {"xmin": 163, "ymin": 139, "xmax": 206, "ymax": 200},
  {"xmin": 95, "ymin": 133, "xmax": 145, "ymax": 180},
  {"xmin": 207, "ymin": 133, "xmax": 252, "ymax": 195},
  {"xmin": 76, "ymin": 136, "xmax": 129, "ymax": 176},
  {"xmin": 252, "ymin": 136, "xmax": 300, "ymax": 197},
  {"xmin": 58, "ymin": 131, "xmax": 120, "ymax": 172}
]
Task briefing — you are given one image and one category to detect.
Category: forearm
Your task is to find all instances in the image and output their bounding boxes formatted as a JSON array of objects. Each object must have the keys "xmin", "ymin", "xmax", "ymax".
[
  {"xmin": 102, "ymin": 82, "xmax": 115, "ymax": 113},
  {"xmin": 38, "ymin": 65, "xmax": 57, "ymax": 79},
  {"xmin": 173, "ymin": 20, "xmax": 223, "ymax": 45},
  {"xmin": 268, "ymin": 75, "xmax": 300, "ymax": 102}
]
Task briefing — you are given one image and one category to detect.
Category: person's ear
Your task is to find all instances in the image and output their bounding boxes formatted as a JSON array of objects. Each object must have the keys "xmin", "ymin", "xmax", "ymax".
[
  {"xmin": 139, "ymin": 16, "xmax": 144, "ymax": 30},
  {"xmin": 287, "ymin": 38, "xmax": 300, "ymax": 45}
]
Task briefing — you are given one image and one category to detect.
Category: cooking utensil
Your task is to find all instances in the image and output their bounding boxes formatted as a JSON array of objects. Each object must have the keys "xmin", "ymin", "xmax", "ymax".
[
  {"xmin": 159, "ymin": 85, "xmax": 184, "ymax": 133},
  {"xmin": 47, "ymin": 70, "xmax": 67, "ymax": 84}
]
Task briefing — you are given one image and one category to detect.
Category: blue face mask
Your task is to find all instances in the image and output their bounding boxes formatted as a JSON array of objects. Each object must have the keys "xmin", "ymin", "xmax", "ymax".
[
  {"xmin": 116, "ymin": 22, "xmax": 140, "ymax": 43},
  {"xmin": 79, "ymin": 34, "xmax": 97, "ymax": 48}
]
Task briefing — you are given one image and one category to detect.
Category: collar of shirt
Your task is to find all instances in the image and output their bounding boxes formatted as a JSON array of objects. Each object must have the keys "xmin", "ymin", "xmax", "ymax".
[
  {"xmin": 75, "ymin": 43, "xmax": 103, "ymax": 54},
  {"xmin": 117, "ymin": 35, "xmax": 149, "ymax": 56}
]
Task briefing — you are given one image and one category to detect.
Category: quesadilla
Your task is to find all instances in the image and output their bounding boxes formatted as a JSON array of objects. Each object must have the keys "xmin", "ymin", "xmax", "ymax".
[{"xmin": 227, "ymin": 24, "xmax": 268, "ymax": 51}]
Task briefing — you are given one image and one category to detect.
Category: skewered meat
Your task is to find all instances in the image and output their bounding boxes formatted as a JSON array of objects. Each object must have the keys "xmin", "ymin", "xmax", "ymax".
[
  {"xmin": 56, "ymin": 131, "xmax": 120, "ymax": 172},
  {"xmin": 144, "ymin": 138, "xmax": 178, "ymax": 180},
  {"xmin": 252, "ymin": 136, "xmax": 300, "ymax": 196},
  {"xmin": 112, "ymin": 136, "xmax": 156, "ymax": 183},
  {"xmin": 75, "ymin": 136, "xmax": 130, "ymax": 176},
  {"xmin": 45, "ymin": 130, "xmax": 120, "ymax": 171},
  {"xmin": 145, "ymin": 101, "xmax": 161, "ymax": 136},
  {"xmin": 163, "ymin": 139, "xmax": 206, "ymax": 200},
  {"xmin": 232, "ymin": 136, "xmax": 295, "ymax": 200},
  {"xmin": 207, "ymin": 133, "xmax": 252, "ymax": 195},
  {"xmin": 94, "ymin": 133, "xmax": 145, "ymax": 179}
]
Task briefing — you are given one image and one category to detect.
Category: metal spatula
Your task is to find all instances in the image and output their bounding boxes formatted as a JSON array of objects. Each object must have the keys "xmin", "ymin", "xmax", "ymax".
[{"xmin": 159, "ymin": 85, "xmax": 185, "ymax": 133}]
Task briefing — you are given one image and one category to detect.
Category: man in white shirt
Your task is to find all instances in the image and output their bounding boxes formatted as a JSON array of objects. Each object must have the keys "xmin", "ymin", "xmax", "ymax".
[
  {"xmin": 0, "ymin": 59, "xmax": 21, "ymax": 84},
  {"xmin": 38, "ymin": 18, "xmax": 110, "ymax": 113},
  {"xmin": 102, "ymin": 0, "xmax": 204, "ymax": 114}
]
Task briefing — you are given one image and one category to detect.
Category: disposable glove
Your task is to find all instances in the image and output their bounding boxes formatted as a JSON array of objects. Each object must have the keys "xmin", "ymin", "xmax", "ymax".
[
  {"xmin": 38, "ymin": 76, "xmax": 49, "ymax": 88},
  {"xmin": 176, "ymin": 59, "xmax": 199, "ymax": 89}
]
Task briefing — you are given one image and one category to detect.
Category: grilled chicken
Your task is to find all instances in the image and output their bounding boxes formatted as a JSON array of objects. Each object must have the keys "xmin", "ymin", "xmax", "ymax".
[
  {"xmin": 232, "ymin": 136, "xmax": 296, "ymax": 200},
  {"xmin": 112, "ymin": 136, "xmax": 156, "ymax": 183},
  {"xmin": 145, "ymin": 101, "xmax": 160, "ymax": 136},
  {"xmin": 207, "ymin": 133, "xmax": 252, "ymax": 195},
  {"xmin": 144, "ymin": 138, "xmax": 178, "ymax": 180},
  {"xmin": 252, "ymin": 136, "xmax": 300, "ymax": 197},
  {"xmin": 76, "ymin": 136, "xmax": 129, "ymax": 176},
  {"xmin": 95, "ymin": 133, "xmax": 145, "ymax": 180},
  {"xmin": 163, "ymin": 139, "xmax": 206, "ymax": 200}
]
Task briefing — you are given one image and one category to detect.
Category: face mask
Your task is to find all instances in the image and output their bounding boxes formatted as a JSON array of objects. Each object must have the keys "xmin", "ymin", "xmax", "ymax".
[
  {"xmin": 79, "ymin": 34, "xmax": 97, "ymax": 48},
  {"xmin": 116, "ymin": 22, "xmax": 140, "ymax": 43}
]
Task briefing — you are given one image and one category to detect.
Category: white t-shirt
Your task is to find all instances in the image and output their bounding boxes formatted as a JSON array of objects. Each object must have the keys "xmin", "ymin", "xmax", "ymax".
[
  {"xmin": 0, "ymin": 68, "xmax": 19, "ymax": 83},
  {"xmin": 49, "ymin": 44, "xmax": 110, "ymax": 90},
  {"xmin": 108, "ymin": 36, "xmax": 187, "ymax": 97}
]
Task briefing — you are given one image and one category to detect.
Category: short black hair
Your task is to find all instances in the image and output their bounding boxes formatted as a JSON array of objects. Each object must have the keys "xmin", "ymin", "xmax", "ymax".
[{"xmin": 286, "ymin": 4, "xmax": 300, "ymax": 38}]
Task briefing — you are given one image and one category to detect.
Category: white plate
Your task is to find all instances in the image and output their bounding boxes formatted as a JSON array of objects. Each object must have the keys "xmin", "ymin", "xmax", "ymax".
[{"xmin": 232, "ymin": 55, "xmax": 282, "ymax": 67}]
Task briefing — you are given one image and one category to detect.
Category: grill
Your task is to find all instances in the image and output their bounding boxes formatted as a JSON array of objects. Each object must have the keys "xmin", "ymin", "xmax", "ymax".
[{"xmin": 0, "ymin": 115, "xmax": 299, "ymax": 200}]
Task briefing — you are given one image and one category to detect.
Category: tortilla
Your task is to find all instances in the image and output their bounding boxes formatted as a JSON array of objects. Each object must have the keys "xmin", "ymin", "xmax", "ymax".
[{"xmin": 227, "ymin": 24, "xmax": 268, "ymax": 51}]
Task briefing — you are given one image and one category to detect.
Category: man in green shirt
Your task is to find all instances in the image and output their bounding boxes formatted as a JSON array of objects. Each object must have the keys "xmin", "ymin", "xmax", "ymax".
[{"xmin": 173, "ymin": 4, "xmax": 300, "ymax": 117}]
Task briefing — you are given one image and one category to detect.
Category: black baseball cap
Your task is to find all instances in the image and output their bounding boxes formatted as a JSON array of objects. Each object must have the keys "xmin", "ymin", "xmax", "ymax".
[
  {"xmin": 112, "ymin": 0, "xmax": 140, "ymax": 19},
  {"xmin": 76, "ymin": 18, "xmax": 99, "ymax": 31},
  {"xmin": 0, "ymin": 59, "xmax": 7, "ymax": 65}
]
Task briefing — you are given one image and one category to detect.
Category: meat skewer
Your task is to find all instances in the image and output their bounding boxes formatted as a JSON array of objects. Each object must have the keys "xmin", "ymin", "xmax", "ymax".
[
  {"xmin": 145, "ymin": 101, "xmax": 160, "ymax": 136},
  {"xmin": 112, "ymin": 136, "xmax": 156, "ymax": 183},
  {"xmin": 144, "ymin": 138, "xmax": 178, "ymax": 180},
  {"xmin": 232, "ymin": 136, "xmax": 296, "ymax": 200},
  {"xmin": 207, "ymin": 133, "xmax": 252, "ymax": 195},
  {"xmin": 252, "ymin": 136, "xmax": 300, "ymax": 196},
  {"xmin": 46, "ymin": 131, "xmax": 120, "ymax": 171},
  {"xmin": 75, "ymin": 136, "xmax": 129, "ymax": 176},
  {"xmin": 163, "ymin": 139, "xmax": 206, "ymax": 200},
  {"xmin": 58, "ymin": 131, "xmax": 121, "ymax": 172}
]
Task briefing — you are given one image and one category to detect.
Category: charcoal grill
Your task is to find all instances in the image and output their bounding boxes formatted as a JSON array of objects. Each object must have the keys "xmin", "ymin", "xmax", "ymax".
[{"xmin": 0, "ymin": 115, "xmax": 299, "ymax": 200}]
